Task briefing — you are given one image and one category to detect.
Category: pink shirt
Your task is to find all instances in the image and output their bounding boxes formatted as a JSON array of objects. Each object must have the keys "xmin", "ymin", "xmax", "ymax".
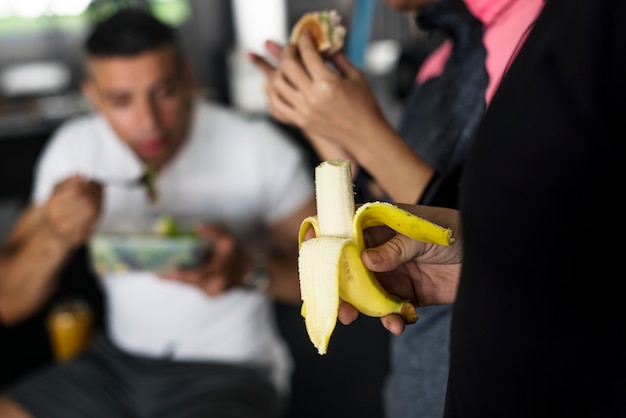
[{"xmin": 416, "ymin": 0, "xmax": 545, "ymax": 106}]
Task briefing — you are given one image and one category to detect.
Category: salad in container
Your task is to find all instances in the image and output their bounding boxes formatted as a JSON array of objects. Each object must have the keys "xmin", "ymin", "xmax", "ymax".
[{"xmin": 88, "ymin": 215, "xmax": 213, "ymax": 275}]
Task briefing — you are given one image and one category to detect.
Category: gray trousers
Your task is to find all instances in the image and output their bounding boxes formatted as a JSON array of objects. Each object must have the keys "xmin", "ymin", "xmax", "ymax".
[
  {"xmin": 7, "ymin": 335, "xmax": 283, "ymax": 418},
  {"xmin": 384, "ymin": 304, "xmax": 452, "ymax": 418}
]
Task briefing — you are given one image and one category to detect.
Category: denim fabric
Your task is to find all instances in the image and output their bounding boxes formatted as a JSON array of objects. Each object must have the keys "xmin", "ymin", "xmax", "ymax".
[
  {"xmin": 384, "ymin": 305, "xmax": 453, "ymax": 418},
  {"xmin": 400, "ymin": 0, "xmax": 488, "ymax": 179},
  {"xmin": 383, "ymin": 1, "xmax": 488, "ymax": 417}
]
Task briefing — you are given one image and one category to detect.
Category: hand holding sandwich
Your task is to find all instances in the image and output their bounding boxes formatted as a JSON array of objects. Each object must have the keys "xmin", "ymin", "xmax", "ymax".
[
  {"xmin": 250, "ymin": 25, "xmax": 432, "ymax": 203},
  {"xmin": 251, "ymin": 32, "xmax": 387, "ymax": 165}
]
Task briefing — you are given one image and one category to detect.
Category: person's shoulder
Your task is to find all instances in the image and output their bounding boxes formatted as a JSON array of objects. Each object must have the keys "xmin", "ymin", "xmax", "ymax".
[
  {"xmin": 39, "ymin": 113, "xmax": 116, "ymax": 169},
  {"xmin": 49, "ymin": 113, "xmax": 100, "ymax": 145},
  {"xmin": 194, "ymin": 99, "xmax": 241, "ymax": 121},
  {"xmin": 193, "ymin": 100, "xmax": 293, "ymax": 144},
  {"xmin": 194, "ymin": 99, "xmax": 265, "ymax": 126}
]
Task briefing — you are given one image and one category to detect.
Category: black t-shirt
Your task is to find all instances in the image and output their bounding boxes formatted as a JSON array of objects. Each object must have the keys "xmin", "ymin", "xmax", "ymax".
[{"xmin": 448, "ymin": 0, "xmax": 626, "ymax": 416}]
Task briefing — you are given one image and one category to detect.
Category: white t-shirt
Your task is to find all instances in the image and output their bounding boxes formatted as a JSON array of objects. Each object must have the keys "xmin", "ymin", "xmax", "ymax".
[{"xmin": 32, "ymin": 100, "xmax": 315, "ymax": 394}]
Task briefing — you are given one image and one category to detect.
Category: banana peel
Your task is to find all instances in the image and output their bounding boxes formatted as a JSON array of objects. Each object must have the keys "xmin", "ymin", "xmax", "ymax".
[{"xmin": 298, "ymin": 159, "xmax": 454, "ymax": 355}]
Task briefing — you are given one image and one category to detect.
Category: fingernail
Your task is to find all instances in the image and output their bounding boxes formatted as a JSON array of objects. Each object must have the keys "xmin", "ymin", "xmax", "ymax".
[{"xmin": 364, "ymin": 249, "xmax": 383, "ymax": 265}]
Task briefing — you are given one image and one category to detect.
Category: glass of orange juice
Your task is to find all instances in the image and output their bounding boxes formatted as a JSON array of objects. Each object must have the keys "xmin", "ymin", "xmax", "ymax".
[{"xmin": 46, "ymin": 298, "xmax": 94, "ymax": 362}]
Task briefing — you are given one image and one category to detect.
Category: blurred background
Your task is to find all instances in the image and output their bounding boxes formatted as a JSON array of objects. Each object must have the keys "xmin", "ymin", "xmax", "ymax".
[
  {"xmin": 0, "ymin": 1, "xmax": 443, "ymax": 417},
  {"xmin": 0, "ymin": 0, "xmax": 441, "ymax": 212}
]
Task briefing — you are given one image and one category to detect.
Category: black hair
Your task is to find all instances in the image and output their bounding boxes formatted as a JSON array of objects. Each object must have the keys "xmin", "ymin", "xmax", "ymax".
[{"xmin": 85, "ymin": 8, "xmax": 180, "ymax": 58}]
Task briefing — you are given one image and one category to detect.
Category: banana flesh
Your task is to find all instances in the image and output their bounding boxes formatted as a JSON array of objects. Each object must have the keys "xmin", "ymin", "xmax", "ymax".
[{"xmin": 298, "ymin": 158, "xmax": 454, "ymax": 355}]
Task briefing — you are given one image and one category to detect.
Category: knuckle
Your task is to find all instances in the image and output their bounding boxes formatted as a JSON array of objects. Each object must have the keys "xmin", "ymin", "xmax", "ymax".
[
  {"xmin": 277, "ymin": 59, "xmax": 293, "ymax": 74},
  {"xmin": 309, "ymin": 81, "xmax": 335, "ymax": 107}
]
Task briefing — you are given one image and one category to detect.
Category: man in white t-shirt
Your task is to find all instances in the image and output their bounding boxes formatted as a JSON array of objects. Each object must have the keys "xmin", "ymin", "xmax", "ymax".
[{"xmin": 0, "ymin": 8, "xmax": 316, "ymax": 418}]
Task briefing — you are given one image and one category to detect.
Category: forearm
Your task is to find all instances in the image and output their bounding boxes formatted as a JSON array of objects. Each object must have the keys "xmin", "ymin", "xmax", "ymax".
[
  {"xmin": 305, "ymin": 133, "xmax": 363, "ymax": 179},
  {"xmin": 0, "ymin": 223, "xmax": 72, "ymax": 325},
  {"xmin": 351, "ymin": 117, "xmax": 434, "ymax": 204},
  {"xmin": 260, "ymin": 198, "xmax": 317, "ymax": 304},
  {"xmin": 264, "ymin": 253, "xmax": 302, "ymax": 305}
]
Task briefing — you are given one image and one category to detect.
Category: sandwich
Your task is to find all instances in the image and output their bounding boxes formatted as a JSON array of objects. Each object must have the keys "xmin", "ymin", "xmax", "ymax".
[{"xmin": 290, "ymin": 9, "xmax": 347, "ymax": 56}]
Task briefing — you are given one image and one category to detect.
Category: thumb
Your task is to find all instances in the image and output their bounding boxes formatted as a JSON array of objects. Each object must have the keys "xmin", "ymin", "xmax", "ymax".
[
  {"xmin": 196, "ymin": 224, "xmax": 234, "ymax": 265},
  {"xmin": 196, "ymin": 223, "xmax": 223, "ymax": 238},
  {"xmin": 362, "ymin": 235, "xmax": 419, "ymax": 272},
  {"xmin": 330, "ymin": 52, "xmax": 360, "ymax": 78}
]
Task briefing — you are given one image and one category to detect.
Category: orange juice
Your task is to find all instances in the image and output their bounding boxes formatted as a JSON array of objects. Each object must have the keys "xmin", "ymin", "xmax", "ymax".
[{"xmin": 46, "ymin": 299, "xmax": 94, "ymax": 362}]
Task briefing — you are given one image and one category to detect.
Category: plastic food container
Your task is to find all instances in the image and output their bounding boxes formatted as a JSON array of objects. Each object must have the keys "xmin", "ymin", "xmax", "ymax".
[{"xmin": 88, "ymin": 217, "xmax": 213, "ymax": 275}]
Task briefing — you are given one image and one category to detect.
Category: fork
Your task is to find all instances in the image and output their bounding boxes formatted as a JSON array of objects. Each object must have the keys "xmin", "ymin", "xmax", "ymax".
[
  {"xmin": 100, "ymin": 172, "xmax": 149, "ymax": 189},
  {"xmin": 100, "ymin": 167, "xmax": 159, "ymax": 204}
]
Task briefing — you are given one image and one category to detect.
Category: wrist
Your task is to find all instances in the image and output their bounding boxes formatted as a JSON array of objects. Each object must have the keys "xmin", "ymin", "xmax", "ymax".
[
  {"xmin": 354, "ymin": 118, "xmax": 395, "ymax": 169},
  {"xmin": 42, "ymin": 221, "xmax": 75, "ymax": 252}
]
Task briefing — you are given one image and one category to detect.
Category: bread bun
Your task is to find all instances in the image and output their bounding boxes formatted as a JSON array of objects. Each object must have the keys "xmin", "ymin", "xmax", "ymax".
[{"xmin": 290, "ymin": 10, "xmax": 346, "ymax": 56}]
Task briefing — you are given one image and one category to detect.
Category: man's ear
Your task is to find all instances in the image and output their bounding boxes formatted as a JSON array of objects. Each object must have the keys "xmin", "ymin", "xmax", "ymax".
[
  {"xmin": 81, "ymin": 79, "xmax": 100, "ymax": 112},
  {"xmin": 180, "ymin": 60, "xmax": 196, "ymax": 93}
]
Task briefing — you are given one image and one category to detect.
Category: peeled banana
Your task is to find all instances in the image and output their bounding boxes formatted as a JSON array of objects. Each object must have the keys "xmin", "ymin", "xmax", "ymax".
[{"xmin": 298, "ymin": 158, "xmax": 454, "ymax": 355}]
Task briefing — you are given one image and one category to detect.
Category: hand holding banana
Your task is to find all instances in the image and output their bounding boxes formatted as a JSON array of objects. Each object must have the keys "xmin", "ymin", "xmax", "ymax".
[{"xmin": 298, "ymin": 159, "xmax": 455, "ymax": 354}]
